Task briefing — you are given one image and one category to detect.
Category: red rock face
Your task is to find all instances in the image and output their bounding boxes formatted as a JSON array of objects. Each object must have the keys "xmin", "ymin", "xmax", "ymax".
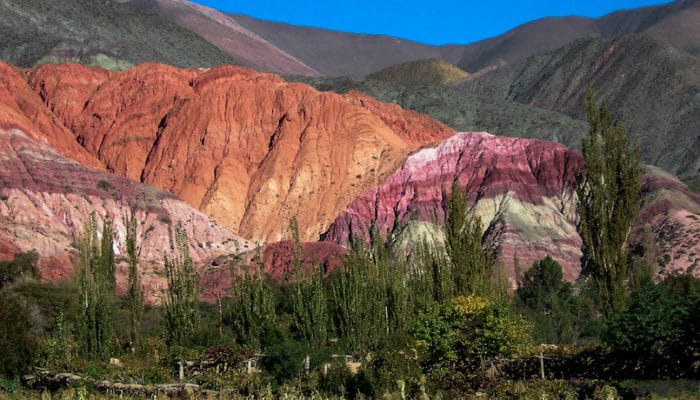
[
  {"xmin": 260, "ymin": 241, "xmax": 347, "ymax": 280},
  {"xmin": 21, "ymin": 62, "xmax": 454, "ymax": 243},
  {"xmin": 0, "ymin": 123, "xmax": 250, "ymax": 303},
  {"xmin": 635, "ymin": 167, "xmax": 700, "ymax": 276},
  {"xmin": 324, "ymin": 132, "xmax": 700, "ymax": 282},
  {"xmin": 0, "ymin": 63, "xmax": 102, "ymax": 169},
  {"xmin": 323, "ymin": 132, "xmax": 583, "ymax": 283}
]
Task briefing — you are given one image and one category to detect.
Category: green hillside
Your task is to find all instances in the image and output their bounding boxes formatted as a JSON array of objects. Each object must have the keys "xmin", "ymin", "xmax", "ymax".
[{"xmin": 0, "ymin": 0, "xmax": 238, "ymax": 69}]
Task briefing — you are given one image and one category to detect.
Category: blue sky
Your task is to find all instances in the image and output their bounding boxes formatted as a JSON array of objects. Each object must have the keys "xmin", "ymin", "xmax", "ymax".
[{"xmin": 192, "ymin": 0, "xmax": 674, "ymax": 45}]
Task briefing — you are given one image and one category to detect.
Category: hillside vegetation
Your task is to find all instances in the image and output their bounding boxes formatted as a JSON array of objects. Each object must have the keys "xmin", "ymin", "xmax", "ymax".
[
  {"xmin": 0, "ymin": 0, "xmax": 238, "ymax": 69},
  {"xmin": 367, "ymin": 59, "xmax": 469, "ymax": 85}
]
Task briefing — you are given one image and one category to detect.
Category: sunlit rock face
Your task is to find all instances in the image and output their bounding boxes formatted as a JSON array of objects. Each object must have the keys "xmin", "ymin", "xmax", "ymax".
[{"xmin": 24, "ymin": 62, "xmax": 454, "ymax": 243}]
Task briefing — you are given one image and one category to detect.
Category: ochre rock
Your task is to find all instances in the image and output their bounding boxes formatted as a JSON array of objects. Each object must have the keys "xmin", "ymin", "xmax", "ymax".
[
  {"xmin": 0, "ymin": 62, "xmax": 102, "ymax": 169},
  {"xmin": 23, "ymin": 62, "xmax": 455, "ymax": 242}
]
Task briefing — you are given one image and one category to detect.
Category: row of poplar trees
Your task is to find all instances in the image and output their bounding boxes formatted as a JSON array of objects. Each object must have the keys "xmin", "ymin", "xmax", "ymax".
[
  {"xmin": 76, "ymin": 211, "xmax": 198, "ymax": 360},
  {"xmin": 226, "ymin": 198, "xmax": 499, "ymax": 355}
]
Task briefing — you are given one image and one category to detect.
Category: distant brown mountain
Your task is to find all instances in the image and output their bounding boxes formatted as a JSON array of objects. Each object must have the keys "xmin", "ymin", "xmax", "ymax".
[
  {"xmin": 120, "ymin": 0, "xmax": 320, "ymax": 75},
  {"xmin": 227, "ymin": 0, "xmax": 698, "ymax": 76}
]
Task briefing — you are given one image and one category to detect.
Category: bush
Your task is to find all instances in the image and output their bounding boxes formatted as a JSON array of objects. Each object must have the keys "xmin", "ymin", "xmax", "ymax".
[
  {"xmin": 261, "ymin": 339, "xmax": 309, "ymax": 383},
  {"xmin": 96, "ymin": 179, "xmax": 113, "ymax": 191},
  {"xmin": 605, "ymin": 277, "xmax": 688, "ymax": 378},
  {"xmin": 516, "ymin": 255, "xmax": 581, "ymax": 344},
  {"xmin": 0, "ymin": 291, "xmax": 36, "ymax": 378},
  {"xmin": 0, "ymin": 251, "xmax": 39, "ymax": 288}
]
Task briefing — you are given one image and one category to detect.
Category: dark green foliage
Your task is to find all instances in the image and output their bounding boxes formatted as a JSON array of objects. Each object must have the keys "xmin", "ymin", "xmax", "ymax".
[
  {"xmin": 125, "ymin": 210, "xmax": 144, "ymax": 350},
  {"xmin": 0, "ymin": 250, "xmax": 38, "ymax": 288},
  {"xmin": 96, "ymin": 180, "xmax": 113, "ymax": 191},
  {"xmin": 227, "ymin": 249, "xmax": 277, "ymax": 350},
  {"xmin": 261, "ymin": 339, "xmax": 309, "ymax": 383},
  {"xmin": 101, "ymin": 219, "xmax": 116, "ymax": 290},
  {"xmin": 76, "ymin": 214, "xmax": 115, "ymax": 360},
  {"xmin": 44, "ymin": 311, "xmax": 73, "ymax": 370},
  {"xmin": 0, "ymin": 291, "xmax": 35, "ymax": 378},
  {"xmin": 328, "ymin": 234, "xmax": 410, "ymax": 353},
  {"xmin": 286, "ymin": 218, "xmax": 328, "ymax": 347},
  {"xmin": 516, "ymin": 256, "xmax": 580, "ymax": 344},
  {"xmin": 576, "ymin": 89, "xmax": 641, "ymax": 318},
  {"xmin": 605, "ymin": 277, "xmax": 686, "ymax": 377},
  {"xmin": 359, "ymin": 334, "xmax": 425, "ymax": 398},
  {"xmin": 162, "ymin": 224, "xmax": 200, "ymax": 346},
  {"xmin": 445, "ymin": 184, "xmax": 493, "ymax": 297}
]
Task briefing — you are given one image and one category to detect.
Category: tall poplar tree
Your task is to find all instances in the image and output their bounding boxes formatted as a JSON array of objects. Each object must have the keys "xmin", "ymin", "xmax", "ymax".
[
  {"xmin": 76, "ymin": 213, "xmax": 114, "ymax": 360},
  {"xmin": 227, "ymin": 247, "xmax": 277, "ymax": 350},
  {"xmin": 576, "ymin": 90, "xmax": 641, "ymax": 318},
  {"xmin": 287, "ymin": 218, "xmax": 328, "ymax": 347},
  {"xmin": 125, "ymin": 210, "xmax": 144, "ymax": 351},
  {"xmin": 162, "ymin": 224, "xmax": 200, "ymax": 346},
  {"xmin": 445, "ymin": 184, "xmax": 492, "ymax": 297}
]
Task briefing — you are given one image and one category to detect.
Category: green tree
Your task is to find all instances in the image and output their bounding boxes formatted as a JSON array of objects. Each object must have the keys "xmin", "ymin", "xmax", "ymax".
[
  {"xmin": 0, "ymin": 250, "xmax": 39, "ymax": 288},
  {"xmin": 516, "ymin": 256, "xmax": 580, "ymax": 343},
  {"xmin": 606, "ymin": 277, "xmax": 686, "ymax": 377},
  {"xmin": 125, "ymin": 210, "xmax": 144, "ymax": 352},
  {"xmin": 76, "ymin": 214, "xmax": 114, "ymax": 360},
  {"xmin": 576, "ymin": 90, "xmax": 641, "ymax": 318},
  {"xmin": 162, "ymin": 224, "xmax": 200, "ymax": 346},
  {"xmin": 287, "ymin": 218, "xmax": 328, "ymax": 347},
  {"xmin": 0, "ymin": 291, "xmax": 35, "ymax": 378},
  {"xmin": 445, "ymin": 184, "xmax": 493, "ymax": 297},
  {"xmin": 329, "ymin": 240, "xmax": 385, "ymax": 352},
  {"xmin": 227, "ymin": 248, "xmax": 277, "ymax": 350},
  {"xmin": 101, "ymin": 219, "xmax": 116, "ymax": 290}
]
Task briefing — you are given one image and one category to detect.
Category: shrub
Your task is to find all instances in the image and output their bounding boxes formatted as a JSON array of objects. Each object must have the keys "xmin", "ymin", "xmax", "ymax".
[
  {"xmin": 0, "ymin": 291, "xmax": 36, "ymax": 378},
  {"xmin": 96, "ymin": 179, "xmax": 113, "ymax": 191}
]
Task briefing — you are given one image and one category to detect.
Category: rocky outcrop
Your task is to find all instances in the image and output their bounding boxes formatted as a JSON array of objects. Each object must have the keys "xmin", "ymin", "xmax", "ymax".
[
  {"xmin": 260, "ymin": 241, "xmax": 347, "ymax": 280},
  {"xmin": 324, "ymin": 132, "xmax": 700, "ymax": 282},
  {"xmin": 323, "ymin": 132, "xmax": 582, "ymax": 283},
  {"xmin": 20, "ymin": 62, "xmax": 454, "ymax": 242},
  {"xmin": 0, "ymin": 124, "xmax": 250, "ymax": 303},
  {"xmin": 635, "ymin": 166, "xmax": 700, "ymax": 276}
]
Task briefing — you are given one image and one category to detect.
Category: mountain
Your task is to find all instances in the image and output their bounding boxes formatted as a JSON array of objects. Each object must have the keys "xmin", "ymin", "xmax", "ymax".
[
  {"xmin": 229, "ymin": 0, "xmax": 697, "ymax": 76},
  {"xmin": 323, "ymin": 132, "xmax": 583, "ymax": 283},
  {"xmin": 367, "ymin": 59, "xmax": 469, "ymax": 86},
  {"xmin": 596, "ymin": 0, "xmax": 699, "ymax": 57},
  {"xmin": 0, "ymin": 63, "xmax": 250, "ymax": 303},
  {"xmin": 290, "ymin": 76, "xmax": 588, "ymax": 147},
  {"xmin": 0, "ymin": 0, "xmax": 237, "ymax": 69},
  {"xmin": 460, "ymin": 34, "xmax": 700, "ymax": 184},
  {"xmin": 19, "ymin": 62, "xmax": 454, "ymax": 243},
  {"xmin": 323, "ymin": 132, "xmax": 700, "ymax": 282},
  {"xmin": 119, "ymin": 0, "xmax": 320, "ymax": 76},
  {"xmin": 446, "ymin": 16, "xmax": 600, "ymax": 73},
  {"xmin": 1, "ymin": 59, "xmax": 697, "ymax": 287},
  {"xmin": 230, "ymin": 13, "xmax": 456, "ymax": 77},
  {"xmin": 450, "ymin": 0, "xmax": 699, "ymax": 73}
]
